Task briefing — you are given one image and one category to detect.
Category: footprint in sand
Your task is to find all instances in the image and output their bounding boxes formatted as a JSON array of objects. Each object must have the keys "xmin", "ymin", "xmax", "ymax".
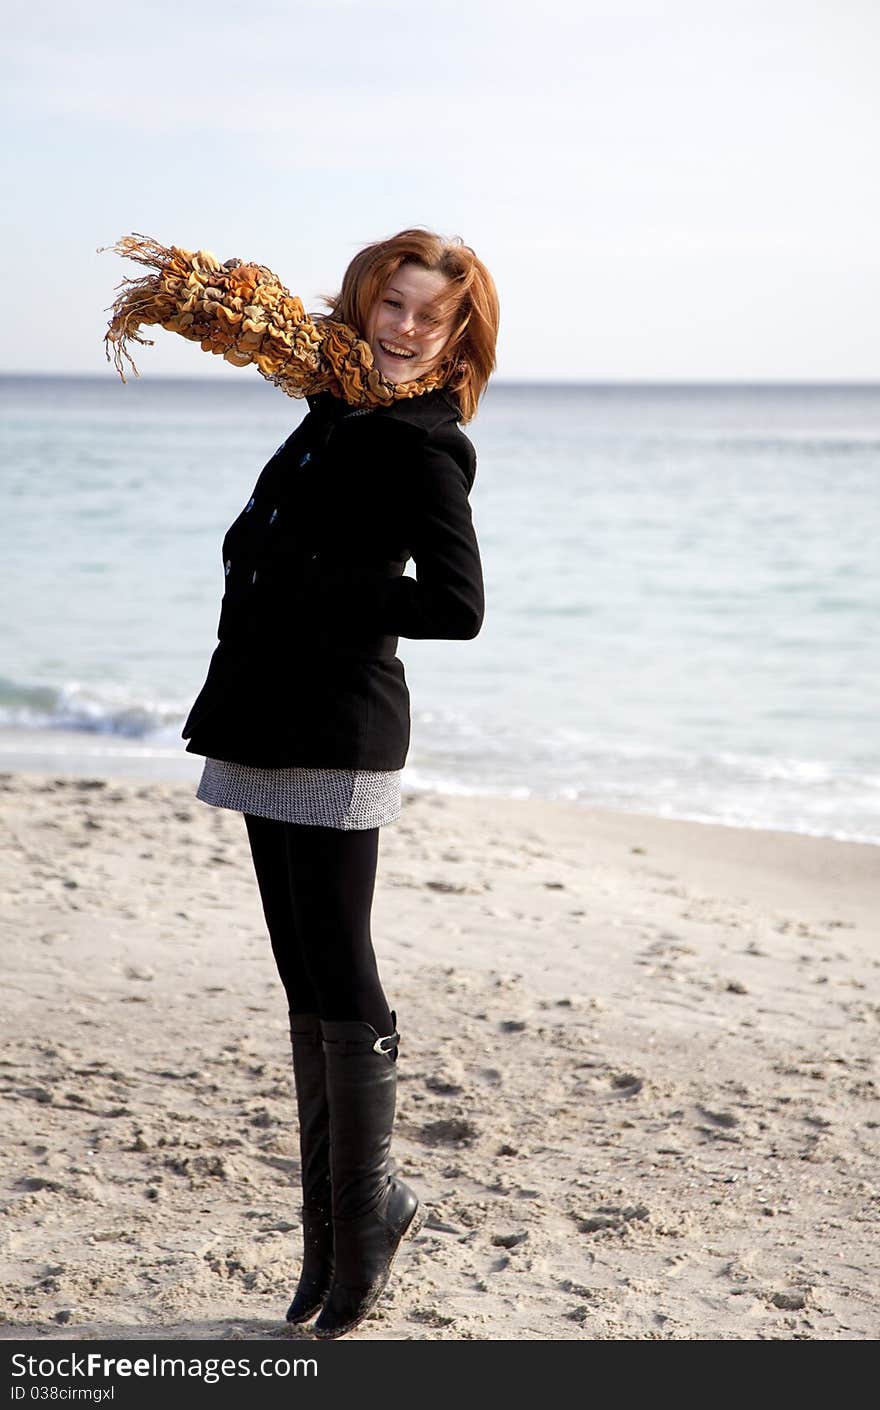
[
  {"xmin": 697, "ymin": 1106, "xmax": 739, "ymax": 1129},
  {"xmin": 418, "ymin": 1117, "xmax": 479, "ymax": 1148},
  {"xmin": 573, "ymin": 1204, "xmax": 649, "ymax": 1234},
  {"xmin": 491, "ymin": 1231, "xmax": 528, "ymax": 1249},
  {"xmin": 425, "ymin": 1070, "xmax": 465, "ymax": 1096}
]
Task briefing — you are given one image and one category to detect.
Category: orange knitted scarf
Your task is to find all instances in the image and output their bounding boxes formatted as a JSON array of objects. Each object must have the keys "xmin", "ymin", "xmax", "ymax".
[{"xmin": 100, "ymin": 234, "xmax": 451, "ymax": 407}]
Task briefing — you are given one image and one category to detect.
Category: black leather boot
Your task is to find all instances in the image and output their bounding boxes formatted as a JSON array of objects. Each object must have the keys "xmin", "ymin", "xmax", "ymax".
[
  {"xmin": 313, "ymin": 1012, "xmax": 423, "ymax": 1340},
  {"xmin": 284, "ymin": 1012, "xmax": 333, "ymax": 1325}
]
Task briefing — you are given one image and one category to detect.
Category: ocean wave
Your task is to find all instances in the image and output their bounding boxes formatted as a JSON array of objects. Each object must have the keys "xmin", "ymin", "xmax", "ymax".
[
  {"xmin": 0, "ymin": 687, "xmax": 876, "ymax": 844},
  {"xmin": 406, "ymin": 707, "xmax": 880, "ymax": 844},
  {"xmin": 0, "ymin": 676, "xmax": 186, "ymax": 740}
]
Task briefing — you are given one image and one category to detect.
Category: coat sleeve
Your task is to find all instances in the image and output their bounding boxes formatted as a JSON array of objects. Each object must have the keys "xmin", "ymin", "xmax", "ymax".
[
  {"xmin": 375, "ymin": 442, "xmax": 484, "ymax": 640},
  {"xmin": 314, "ymin": 439, "xmax": 485, "ymax": 642}
]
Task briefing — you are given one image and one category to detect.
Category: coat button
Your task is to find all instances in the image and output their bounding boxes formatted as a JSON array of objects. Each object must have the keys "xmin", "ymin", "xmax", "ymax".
[
  {"xmin": 245, "ymin": 496, "xmax": 255, "ymax": 512},
  {"xmin": 224, "ymin": 559, "xmax": 232, "ymax": 576},
  {"xmin": 299, "ymin": 451, "xmax": 312, "ymax": 467},
  {"xmin": 269, "ymin": 508, "xmax": 278, "ymax": 524},
  {"xmin": 311, "ymin": 551, "xmax": 319, "ymax": 560}
]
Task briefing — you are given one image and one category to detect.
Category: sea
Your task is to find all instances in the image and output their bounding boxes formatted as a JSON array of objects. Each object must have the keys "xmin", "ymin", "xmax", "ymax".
[{"xmin": 2, "ymin": 374, "xmax": 878, "ymax": 844}]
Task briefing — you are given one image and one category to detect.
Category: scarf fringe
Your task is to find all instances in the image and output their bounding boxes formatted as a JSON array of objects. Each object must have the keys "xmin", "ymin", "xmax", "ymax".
[{"xmin": 98, "ymin": 234, "xmax": 448, "ymax": 406}]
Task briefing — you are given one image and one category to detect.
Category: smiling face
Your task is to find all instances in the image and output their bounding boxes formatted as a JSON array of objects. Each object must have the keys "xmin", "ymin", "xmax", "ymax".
[{"xmin": 364, "ymin": 263, "xmax": 455, "ymax": 384}]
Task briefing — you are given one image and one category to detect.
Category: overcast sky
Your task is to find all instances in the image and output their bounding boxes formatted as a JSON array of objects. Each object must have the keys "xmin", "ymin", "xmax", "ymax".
[{"xmin": 3, "ymin": 0, "xmax": 878, "ymax": 381}]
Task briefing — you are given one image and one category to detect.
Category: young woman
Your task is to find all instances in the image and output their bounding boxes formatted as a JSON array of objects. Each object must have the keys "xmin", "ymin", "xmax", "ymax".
[{"xmin": 104, "ymin": 228, "xmax": 499, "ymax": 1338}]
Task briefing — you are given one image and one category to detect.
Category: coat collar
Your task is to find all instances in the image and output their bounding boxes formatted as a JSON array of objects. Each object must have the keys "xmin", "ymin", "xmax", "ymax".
[{"xmin": 306, "ymin": 387, "xmax": 461, "ymax": 434}]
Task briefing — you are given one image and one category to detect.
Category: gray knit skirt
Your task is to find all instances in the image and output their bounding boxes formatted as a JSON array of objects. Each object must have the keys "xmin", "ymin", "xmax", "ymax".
[{"xmin": 196, "ymin": 757, "xmax": 402, "ymax": 829}]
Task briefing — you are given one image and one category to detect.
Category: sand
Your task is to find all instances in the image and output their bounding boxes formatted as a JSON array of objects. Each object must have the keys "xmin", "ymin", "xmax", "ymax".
[{"xmin": 1, "ymin": 770, "xmax": 878, "ymax": 1341}]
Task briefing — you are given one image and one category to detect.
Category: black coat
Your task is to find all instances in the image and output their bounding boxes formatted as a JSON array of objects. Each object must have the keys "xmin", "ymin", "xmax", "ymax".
[{"xmin": 181, "ymin": 387, "xmax": 484, "ymax": 770}]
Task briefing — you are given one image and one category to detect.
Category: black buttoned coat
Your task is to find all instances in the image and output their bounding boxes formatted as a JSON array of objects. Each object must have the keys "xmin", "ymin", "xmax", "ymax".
[{"xmin": 181, "ymin": 387, "xmax": 484, "ymax": 770}]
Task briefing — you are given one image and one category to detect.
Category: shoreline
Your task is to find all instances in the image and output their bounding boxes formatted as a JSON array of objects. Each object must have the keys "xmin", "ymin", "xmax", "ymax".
[
  {"xmin": 2, "ymin": 769, "xmax": 878, "ymax": 1339},
  {"xmin": 0, "ymin": 726, "xmax": 877, "ymax": 851}
]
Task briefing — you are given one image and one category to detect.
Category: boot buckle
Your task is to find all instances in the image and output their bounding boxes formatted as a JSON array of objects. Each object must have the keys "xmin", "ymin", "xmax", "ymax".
[{"xmin": 373, "ymin": 1031, "xmax": 399, "ymax": 1055}]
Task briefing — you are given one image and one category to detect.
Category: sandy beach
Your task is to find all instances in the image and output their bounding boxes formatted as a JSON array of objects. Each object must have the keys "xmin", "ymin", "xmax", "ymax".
[{"xmin": 1, "ymin": 769, "xmax": 878, "ymax": 1341}]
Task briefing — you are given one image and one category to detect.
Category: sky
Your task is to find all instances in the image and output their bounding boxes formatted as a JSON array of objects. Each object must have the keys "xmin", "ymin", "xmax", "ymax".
[{"xmin": 2, "ymin": 0, "xmax": 878, "ymax": 381}]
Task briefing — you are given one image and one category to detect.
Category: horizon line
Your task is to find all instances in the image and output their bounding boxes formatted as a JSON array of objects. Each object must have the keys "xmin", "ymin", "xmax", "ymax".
[{"xmin": 2, "ymin": 371, "xmax": 879, "ymax": 389}]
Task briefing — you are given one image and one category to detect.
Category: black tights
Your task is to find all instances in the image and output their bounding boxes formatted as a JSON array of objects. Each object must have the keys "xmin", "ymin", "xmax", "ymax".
[{"xmin": 243, "ymin": 813, "xmax": 393, "ymax": 1035}]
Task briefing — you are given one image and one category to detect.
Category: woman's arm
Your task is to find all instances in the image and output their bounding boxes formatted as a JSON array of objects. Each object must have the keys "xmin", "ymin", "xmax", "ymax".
[
  {"xmin": 372, "ymin": 443, "xmax": 484, "ymax": 640},
  {"xmin": 313, "ymin": 438, "xmax": 484, "ymax": 642}
]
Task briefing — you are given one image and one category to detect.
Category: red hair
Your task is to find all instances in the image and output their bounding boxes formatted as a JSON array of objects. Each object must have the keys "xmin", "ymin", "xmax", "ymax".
[{"xmin": 322, "ymin": 227, "xmax": 499, "ymax": 423}]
